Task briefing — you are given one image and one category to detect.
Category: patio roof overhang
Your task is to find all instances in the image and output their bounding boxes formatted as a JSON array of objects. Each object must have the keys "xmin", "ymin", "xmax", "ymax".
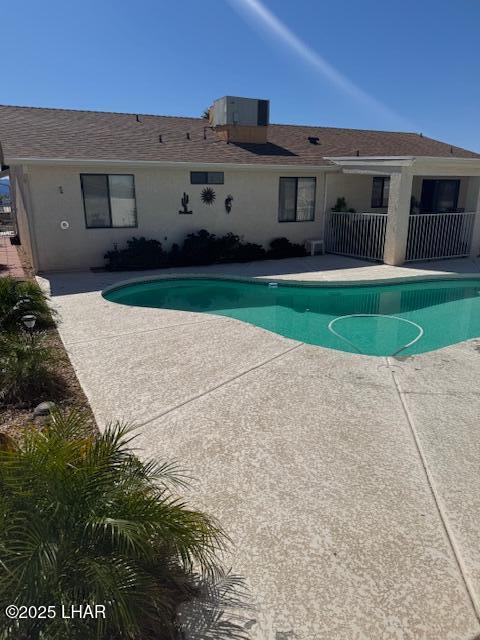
[{"xmin": 325, "ymin": 155, "xmax": 480, "ymax": 177}]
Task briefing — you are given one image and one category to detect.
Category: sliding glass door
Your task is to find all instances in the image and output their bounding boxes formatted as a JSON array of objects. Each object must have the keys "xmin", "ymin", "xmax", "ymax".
[{"xmin": 420, "ymin": 179, "xmax": 460, "ymax": 213}]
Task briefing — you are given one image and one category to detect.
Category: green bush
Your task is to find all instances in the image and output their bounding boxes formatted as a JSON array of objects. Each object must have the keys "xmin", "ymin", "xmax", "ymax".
[
  {"xmin": 0, "ymin": 331, "xmax": 61, "ymax": 405},
  {"xmin": 233, "ymin": 241, "xmax": 266, "ymax": 262},
  {"xmin": 267, "ymin": 237, "xmax": 307, "ymax": 259},
  {"xmin": 180, "ymin": 230, "xmax": 265, "ymax": 265},
  {"xmin": 0, "ymin": 410, "xmax": 226, "ymax": 639},
  {"xmin": 167, "ymin": 242, "xmax": 183, "ymax": 267},
  {"xmin": 331, "ymin": 196, "xmax": 356, "ymax": 213},
  {"xmin": 0, "ymin": 276, "xmax": 54, "ymax": 331},
  {"xmin": 104, "ymin": 231, "xmax": 265, "ymax": 269},
  {"xmin": 104, "ymin": 230, "xmax": 310, "ymax": 271},
  {"xmin": 180, "ymin": 229, "xmax": 219, "ymax": 265},
  {"xmin": 105, "ymin": 237, "xmax": 167, "ymax": 271}
]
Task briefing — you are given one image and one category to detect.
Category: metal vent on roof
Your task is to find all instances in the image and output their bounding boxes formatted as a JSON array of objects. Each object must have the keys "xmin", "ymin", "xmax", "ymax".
[{"xmin": 308, "ymin": 136, "xmax": 319, "ymax": 145}]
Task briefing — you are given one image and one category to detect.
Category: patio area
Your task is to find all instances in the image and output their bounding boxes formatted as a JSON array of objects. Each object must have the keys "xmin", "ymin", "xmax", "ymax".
[
  {"xmin": 42, "ymin": 255, "xmax": 480, "ymax": 639},
  {"xmin": 0, "ymin": 235, "xmax": 25, "ymax": 279}
]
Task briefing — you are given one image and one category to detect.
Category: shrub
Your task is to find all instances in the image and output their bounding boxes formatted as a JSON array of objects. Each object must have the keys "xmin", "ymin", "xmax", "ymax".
[
  {"xmin": 104, "ymin": 230, "xmax": 312, "ymax": 271},
  {"xmin": 213, "ymin": 232, "xmax": 243, "ymax": 263},
  {"xmin": 331, "ymin": 196, "xmax": 356, "ymax": 213},
  {"xmin": 167, "ymin": 242, "xmax": 183, "ymax": 266},
  {"xmin": 105, "ymin": 237, "xmax": 167, "ymax": 271},
  {"xmin": 233, "ymin": 241, "xmax": 266, "ymax": 262},
  {"xmin": 181, "ymin": 231, "xmax": 267, "ymax": 265},
  {"xmin": 180, "ymin": 229, "xmax": 219, "ymax": 265},
  {"xmin": 0, "ymin": 331, "xmax": 62, "ymax": 405},
  {"xmin": 267, "ymin": 237, "xmax": 307, "ymax": 259},
  {"xmin": 0, "ymin": 410, "xmax": 226, "ymax": 639},
  {"xmin": 0, "ymin": 276, "xmax": 54, "ymax": 331}
]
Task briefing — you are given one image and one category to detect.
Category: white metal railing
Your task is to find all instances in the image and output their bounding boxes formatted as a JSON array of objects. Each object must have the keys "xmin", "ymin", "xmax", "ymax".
[
  {"xmin": 405, "ymin": 212, "xmax": 476, "ymax": 262},
  {"xmin": 325, "ymin": 211, "xmax": 388, "ymax": 262}
]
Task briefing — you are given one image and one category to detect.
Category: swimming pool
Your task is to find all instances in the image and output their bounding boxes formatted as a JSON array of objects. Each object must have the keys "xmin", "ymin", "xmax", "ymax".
[{"xmin": 103, "ymin": 277, "xmax": 480, "ymax": 356}]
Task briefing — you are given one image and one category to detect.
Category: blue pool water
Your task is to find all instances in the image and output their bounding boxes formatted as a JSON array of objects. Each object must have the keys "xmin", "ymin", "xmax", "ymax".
[{"xmin": 103, "ymin": 277, "xmax": 480, "ymax": 356}]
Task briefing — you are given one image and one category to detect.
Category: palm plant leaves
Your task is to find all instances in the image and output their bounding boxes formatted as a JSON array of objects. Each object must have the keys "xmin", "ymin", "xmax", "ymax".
[
  {"xmin": 0, "ymin": 410, "xmax": 227, "ymax": 639},
  {"xmin": 0, "ymin": 276, "xmax": 55, "ymax": 332},
  {"xmin": 0, "ymin": 330, "xmax": 62, "ymax": 405}
]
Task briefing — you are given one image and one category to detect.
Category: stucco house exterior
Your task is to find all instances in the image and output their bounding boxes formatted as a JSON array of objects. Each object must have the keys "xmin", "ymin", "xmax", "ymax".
[{"xmin": 1, "ymin": 95, "xmax": 480, "ymax": 273}]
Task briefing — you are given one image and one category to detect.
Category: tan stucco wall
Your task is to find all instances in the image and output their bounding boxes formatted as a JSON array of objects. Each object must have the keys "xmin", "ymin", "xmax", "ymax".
[
  {"xmin": 327, "ymin": 173, "xmax": 472, "ymax": 215},
  {"xmin": 9, "ymin": 165, "xmax": 37, "ymax": 269},
  {"xmin": 326, "ymin": 173, "xmax": 388, "ymax": 213},
  {"xmin": 25, "ymin": 164, "xmax": 328, "ymax": 272}
]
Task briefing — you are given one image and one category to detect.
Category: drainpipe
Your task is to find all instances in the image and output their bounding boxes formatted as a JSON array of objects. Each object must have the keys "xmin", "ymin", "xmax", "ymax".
[{"xmin": 383, "ymin": 168, "xmax": 413, "ymax": 266}]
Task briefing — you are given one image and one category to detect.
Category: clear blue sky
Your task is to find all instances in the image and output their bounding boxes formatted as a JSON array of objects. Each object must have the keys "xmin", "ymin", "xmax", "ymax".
[{"xmin": 2, "ymin": 0, "xmax": 480, "ymax": 150}]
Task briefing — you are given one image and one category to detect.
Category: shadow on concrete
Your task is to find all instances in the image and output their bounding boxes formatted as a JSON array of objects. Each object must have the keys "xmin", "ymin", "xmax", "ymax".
[
  {"xmin": 40, "ymin": 256, "xmax": 374, "ymax": 297},
  {"xmin": 399, "ymin": 258, "xmax": 480, "ymax": 274},
  {"xmin": 177, "ymin": 571, "xmax": 255, "ymax": 640},
  {"xmin": 40, "ymin": 255, "xmax": 480, "ymax": 298}
]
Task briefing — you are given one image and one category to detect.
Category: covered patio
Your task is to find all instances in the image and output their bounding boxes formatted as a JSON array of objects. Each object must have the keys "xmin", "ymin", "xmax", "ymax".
[{"xmin": 323, "ymin": 156, "xmax": 480, "ymax": 265}]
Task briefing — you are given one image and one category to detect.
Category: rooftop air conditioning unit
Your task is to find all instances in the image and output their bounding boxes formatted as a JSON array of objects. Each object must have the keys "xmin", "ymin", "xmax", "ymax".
[{"xmin": 210, "ymin": 96, "xmax": 269, "ymax": 144}]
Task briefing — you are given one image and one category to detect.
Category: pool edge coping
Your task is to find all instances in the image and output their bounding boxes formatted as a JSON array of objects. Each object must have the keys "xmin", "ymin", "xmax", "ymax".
[{"xmin": 101, "ymin": 271, "xmax": 480, "ymax": 296}]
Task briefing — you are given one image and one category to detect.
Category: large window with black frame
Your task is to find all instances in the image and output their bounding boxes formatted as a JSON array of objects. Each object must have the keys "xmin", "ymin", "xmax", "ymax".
[
  {"xmin": 278, "ymin": 177, "xmax": 316, "ymax": 222},
  {"xmin": 81, "ymin": 174, "xmax": 137, "ymax": 228},
  {"xmin": 371, "ymin": 176, "xmax": 390, "ymax": 208}
]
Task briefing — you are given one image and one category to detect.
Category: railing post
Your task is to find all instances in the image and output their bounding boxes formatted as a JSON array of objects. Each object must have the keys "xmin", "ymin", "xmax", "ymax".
[
  {"xmin": 468, "ymin": 177, "xmax": 480, "ymax": 258},
  {"xmin": 383, "ymin": 169, "xmax": 413, "ymax": 266}
]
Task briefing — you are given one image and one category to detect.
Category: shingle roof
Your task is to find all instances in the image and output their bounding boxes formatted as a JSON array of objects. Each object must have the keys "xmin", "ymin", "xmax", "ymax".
[{"xmin": 0, "ymin": 104, "xmax": 478, "ymax": 166}]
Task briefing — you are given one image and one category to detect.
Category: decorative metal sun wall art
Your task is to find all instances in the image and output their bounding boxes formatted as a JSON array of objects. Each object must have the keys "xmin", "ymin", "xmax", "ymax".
[{"xmin": 201, "ymin": 187, "xmax": 216, "ymax": 205}]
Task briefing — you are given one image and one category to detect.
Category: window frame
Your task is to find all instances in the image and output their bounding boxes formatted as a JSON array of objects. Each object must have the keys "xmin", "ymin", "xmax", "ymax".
[
  {"xmin": 81, "ymin": 173, "xmax": 138, "ymax": 229},
  {"xmin": 278, "ymin": 176, "xmax": 316, "ymax": 223},
  {"xmin": 420, "ymin": 179, "xmax": 460, "ymax": 213},
  {"xmin": 371, "ymin": 176, "xmax": 390, "ymax": 208},
  {"xmin": 190, "ymin": 171, "xmax": 224, "ymax": 185}
]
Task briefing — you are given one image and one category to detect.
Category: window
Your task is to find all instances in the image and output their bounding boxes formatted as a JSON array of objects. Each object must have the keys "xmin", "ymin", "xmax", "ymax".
[
  {"xmin": 278, "ymin": 177, "xmax": 316, "ymax": 222},
  {"xmin": 420, "ymin": 179, "xmax": 460, "ymax": 213},
  {"xmin": 190, "ymin": 171, "xmax": 224, "ymax": 185},
  {"xmin": 81, "ymin": 174, "xmax": 137, "ymax": 228},
  {"xmin": 371, "ymin": 177, "xmax": 390, "ymax": 208}
]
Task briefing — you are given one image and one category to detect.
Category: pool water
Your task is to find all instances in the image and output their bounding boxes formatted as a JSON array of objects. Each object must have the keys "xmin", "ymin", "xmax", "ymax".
[{"xmin": 103, "ymin": 277, "xmax": 480, "ymax": 356}]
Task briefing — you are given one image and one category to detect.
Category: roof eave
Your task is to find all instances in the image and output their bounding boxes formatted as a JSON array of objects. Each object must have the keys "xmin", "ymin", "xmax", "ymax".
[
  {"xmin": 326, "ymin": 155, "xmax": 480, "ymax": 165},
  {"xmin": 4, "ymin": 156, "xmax": 339, "ymax": 172}
]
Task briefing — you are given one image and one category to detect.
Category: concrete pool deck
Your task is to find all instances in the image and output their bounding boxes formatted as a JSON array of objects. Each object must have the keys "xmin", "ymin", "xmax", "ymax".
[{"xmin": 41, "ymin": 255, "xmax": 480, "ymax": 639}]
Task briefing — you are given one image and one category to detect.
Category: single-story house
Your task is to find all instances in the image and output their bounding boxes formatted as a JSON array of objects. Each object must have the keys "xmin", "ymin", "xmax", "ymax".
[{"xmin": 1, "ymin": 95, "xmax": 480, "ymax": 272}]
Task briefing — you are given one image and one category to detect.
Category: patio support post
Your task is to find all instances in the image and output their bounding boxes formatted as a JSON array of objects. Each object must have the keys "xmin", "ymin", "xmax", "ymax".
[
  {"xmin": 468, "ymin": 177, "xmax": 480, "ymax": 258},
  {"xmin": 383, "ymin": 168, "xmax": 413, "ymax": 265}
]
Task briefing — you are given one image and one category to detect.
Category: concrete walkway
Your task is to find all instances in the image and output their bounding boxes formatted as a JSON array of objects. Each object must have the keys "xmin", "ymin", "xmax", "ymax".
[{"xmin": 42, "ymin": 255, "xmax": 480, "ymax": 640}]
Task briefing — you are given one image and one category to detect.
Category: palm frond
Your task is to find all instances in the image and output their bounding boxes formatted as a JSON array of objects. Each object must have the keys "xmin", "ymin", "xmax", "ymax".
[{"xmin": 0, "ymin": 409, "xmax": 231, "ymax": 639}]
